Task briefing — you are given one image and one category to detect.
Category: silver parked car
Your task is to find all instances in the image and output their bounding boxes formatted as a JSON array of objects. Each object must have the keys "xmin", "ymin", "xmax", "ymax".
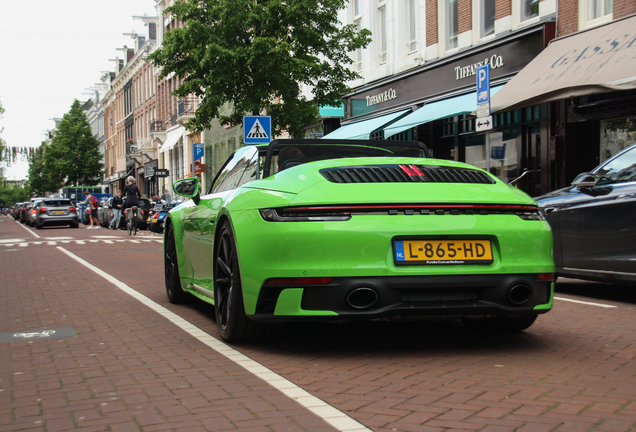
[
  {"xmin": 34, "ymin": 198, "xmax": 80, "ymax": 229},
  {"xmin": 27, "ymin": 199, "xmax": 44, "ymax": 227}
]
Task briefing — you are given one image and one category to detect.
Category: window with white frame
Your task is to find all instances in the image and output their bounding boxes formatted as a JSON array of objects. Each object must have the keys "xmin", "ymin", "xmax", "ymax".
[
  {"xmin": 481, "ymin": 0, "xmax": 495, "ymax": 38},
  {"xmin": 355, "ymin": 19, "xmax": 363, "ymax": 71},
  {"xmin": 407, "ymin": 0, "xmax": 417, "ymax": 53},
  {"xmin": 378, "ymin": 0, "xmax": 387, "ymax": 64},
  {"xmin": 588, "ymin": 0, "xmax": 612, "ymax": 20},
  {"xmin": 579, "ymin": 0, "xmax": 613, "ymax": 29},
  {"xmin": 520, "ymin": 0, "xmax": 539, "ymax": 22},
  {"xmin": 446, "ymin": 0, "xmax": 458, "ymax": 50}
]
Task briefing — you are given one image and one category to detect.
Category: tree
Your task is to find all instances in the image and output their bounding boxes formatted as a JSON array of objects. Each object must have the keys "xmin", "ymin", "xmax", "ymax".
[
  {"xmin": 44, "ymin": 100, "xmax": 103, "ymax": 187},
  {"xmin": 27, "ymin": 143, "xmax": 62, "ymax": 196},
  {"xmin": 150, "ymin": 0, "xmax": 371, "ymax": 138}
]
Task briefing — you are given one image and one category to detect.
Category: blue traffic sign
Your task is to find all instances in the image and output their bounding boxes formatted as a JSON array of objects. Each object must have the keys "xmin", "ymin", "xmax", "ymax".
[
  {"xmin": 193, "ymin": 142, "xmax": 204, "ymax": 162},
  {"xmin": 476, "ymin": 64, "xmax": 490, "ymax": 117},
  {"xmin": 244, "ymin": 115, "xmax": 272, "ymax": 144}
]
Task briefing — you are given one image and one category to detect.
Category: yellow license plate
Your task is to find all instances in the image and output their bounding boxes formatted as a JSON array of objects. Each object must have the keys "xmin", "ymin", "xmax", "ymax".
[
  {"xmin": 394, "ymin": 239, "xmax": 493, "ymax": 265},
  {"xmin": 53, "ymin": 210, "xmax": 65, "ymax": 214}
]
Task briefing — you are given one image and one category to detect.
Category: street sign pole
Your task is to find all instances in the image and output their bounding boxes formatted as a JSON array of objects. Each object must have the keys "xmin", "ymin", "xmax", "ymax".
[{"xmin": 476, "ymin": 64, "xmax": 492, "ymax": 173}]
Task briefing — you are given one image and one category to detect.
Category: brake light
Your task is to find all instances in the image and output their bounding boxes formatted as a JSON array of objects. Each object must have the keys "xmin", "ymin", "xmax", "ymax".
[
  {"xmin": 39, "ymin": 207, "xmax": 48, "ymax": 213},
  {"xmin": 69, "ymin": 207, "xmax": 76, "ymax": 212},
  {"xmin": 31, "ymin": 209, "xmax": 37, "ymax": 214},
  {"xmin": 538, "ymin": 273, "xmax": 554, "ymax": 281}
]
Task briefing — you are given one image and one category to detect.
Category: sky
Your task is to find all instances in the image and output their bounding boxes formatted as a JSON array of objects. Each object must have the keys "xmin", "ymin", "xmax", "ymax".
[{"xmin": 0, "ymin": 0, "xmax": 157, "ymax": 180}]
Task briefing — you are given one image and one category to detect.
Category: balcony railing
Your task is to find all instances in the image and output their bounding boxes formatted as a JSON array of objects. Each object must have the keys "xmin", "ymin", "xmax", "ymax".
[
  {"xmin": 178, "ymin": 97, "xmax": 198, "ymax": 118},
  {"xmin": 126, "ymin": 141, "xmax": 138, "ymax": 155},
  {"xmin": 150, "ymin": 120, "xmax": 164, "ymax": 133},
  {"xmin": 168, "ymin": 111, "xmax": 177, "ymax": 127}
]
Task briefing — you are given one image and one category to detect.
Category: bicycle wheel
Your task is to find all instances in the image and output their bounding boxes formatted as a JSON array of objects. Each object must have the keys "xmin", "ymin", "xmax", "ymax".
[
  {"xmin": 133, "ymin": 213, "xmax": 137, "ymax": 236},
  {"xmin": 127, "ymin": 212, "xmax": 132, "ymax": 235}
]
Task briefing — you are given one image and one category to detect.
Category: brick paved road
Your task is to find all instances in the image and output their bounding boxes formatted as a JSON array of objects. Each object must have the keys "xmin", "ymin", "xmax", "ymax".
[{"xmin": 1, "ymin": 215, "xmax": 636, "ymax": 431}]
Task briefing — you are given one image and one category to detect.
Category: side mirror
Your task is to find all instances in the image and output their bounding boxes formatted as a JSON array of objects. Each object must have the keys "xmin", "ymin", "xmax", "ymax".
[
  {"xmin": 571, "ymin": 172, "xmax": 597, "ymax": 189},
  {"xmin": 173, "ymin": 178, "xmax": 201, "ymax": 205}
]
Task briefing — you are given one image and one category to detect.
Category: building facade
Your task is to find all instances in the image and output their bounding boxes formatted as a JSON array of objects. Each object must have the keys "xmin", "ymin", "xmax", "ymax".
[{"xmin": 325, "ymin": 0, "xmax": 636, "ymax": 197}]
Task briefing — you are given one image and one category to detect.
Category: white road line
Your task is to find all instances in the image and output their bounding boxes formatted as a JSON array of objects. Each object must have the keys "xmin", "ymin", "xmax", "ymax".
[
  {"xmin": 18, "ymin": 243, "xmax": 28, "ymax": 247},
  {"xmin": 16, "ymin": 222, "xmax": 41, "ymax": 238},
  {"xmin": 554, "ymin": 296, "xmax": 617, "ymax": 308},
  {"xmin": 56, "ymin": 246, "xmax": 371, "ymax": 432},
  {"xmin": 0, "ymin": 239, "xmax": 25, "ymax": 243}
]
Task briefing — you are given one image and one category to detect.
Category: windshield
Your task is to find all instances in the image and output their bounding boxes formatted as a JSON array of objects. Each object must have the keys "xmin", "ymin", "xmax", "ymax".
[
  {"xmin": 594, "ymin": 145, "xmax": 636, "ymax": 185},
  {"xmin": 261, "ymin": 139, "xmax": 429, "ymax": 178}
]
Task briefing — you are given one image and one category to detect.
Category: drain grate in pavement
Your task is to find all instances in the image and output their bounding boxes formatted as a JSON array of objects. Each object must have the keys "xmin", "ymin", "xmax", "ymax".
[{"xmin": 0, "ymin": 327, "xmax": 77, "ymax": 343}]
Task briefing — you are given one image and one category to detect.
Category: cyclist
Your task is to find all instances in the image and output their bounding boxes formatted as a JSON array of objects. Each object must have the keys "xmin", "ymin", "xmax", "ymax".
[{"xmin": 121, "ymin": 176, "xmax": 141, "ymax": 227}]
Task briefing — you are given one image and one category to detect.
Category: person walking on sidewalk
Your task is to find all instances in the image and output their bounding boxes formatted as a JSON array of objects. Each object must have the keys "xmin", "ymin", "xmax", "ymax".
[
  {"xmin": 110, "ymin": 190, "xmax": 123, "ymax": 230},
  {"xmin": 81, "ymin": 190, "xmax": 101, "ymax": 229}
]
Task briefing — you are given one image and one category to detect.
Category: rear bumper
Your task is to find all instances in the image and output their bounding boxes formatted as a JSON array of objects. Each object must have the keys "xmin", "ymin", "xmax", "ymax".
[
  {"xmin": 37, "ymin": 215, "xmax": 79, "ymax": 226},
  {"xmin": 252, "ymin": 274, "xmax": 553, "ymax": 322}
]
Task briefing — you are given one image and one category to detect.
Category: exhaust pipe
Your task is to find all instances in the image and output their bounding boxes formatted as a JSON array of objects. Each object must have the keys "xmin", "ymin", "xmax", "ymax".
[
  {"xmin": 346, "ymin": 287, "xmax": 379, "ymax": 309},
  {"xmin": 508, "ymin": 284, "xmax": 532, "ymax": 305}
]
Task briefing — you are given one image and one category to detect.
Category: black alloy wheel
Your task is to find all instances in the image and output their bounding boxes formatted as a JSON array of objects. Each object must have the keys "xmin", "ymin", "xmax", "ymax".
[
  {"xmin": 214, "ymin": 221, "xmax": 259, "ymax": 343},
  {"xmin": 165, "ymin": 224, "xmax": 187, "ymax": 304}
]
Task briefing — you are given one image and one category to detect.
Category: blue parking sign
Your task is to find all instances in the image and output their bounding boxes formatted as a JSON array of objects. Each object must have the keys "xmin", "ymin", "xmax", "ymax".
[
  {"xmin": 476, "ymin": 64, "xmax": 490, "ymax": 117},
  {"xmin": 244, "ymin": 115, "xmax": 272, "ymax": 144},
  {"xmin": 193, "ymin": 142, "xmax": 204, "ymax": 161}
]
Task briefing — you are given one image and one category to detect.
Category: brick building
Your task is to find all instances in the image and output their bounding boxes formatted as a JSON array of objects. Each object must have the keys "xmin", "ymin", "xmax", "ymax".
[{"xmin": 323, "ymin": 0, "xmax": 636, "ymax": 196}]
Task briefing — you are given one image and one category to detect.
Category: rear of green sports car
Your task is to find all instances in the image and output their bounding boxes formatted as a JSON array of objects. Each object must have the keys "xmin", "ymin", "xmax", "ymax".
[
  {"xmin": 167, "ymin": 140, "xmax": 554, "ymax": 341},
  {"xmin": 230, "ymin": 158, "xmax": 554, "ymax": 323}
]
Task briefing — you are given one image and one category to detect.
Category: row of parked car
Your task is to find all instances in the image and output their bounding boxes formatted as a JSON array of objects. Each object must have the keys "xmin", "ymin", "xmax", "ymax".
[
  {"xmin": 11, "ymin": 197, "xmax": 80, "ymax": 229},
  {"xmin": 10, "ymin": 195, "xmax": 157, "ymax": 231}
]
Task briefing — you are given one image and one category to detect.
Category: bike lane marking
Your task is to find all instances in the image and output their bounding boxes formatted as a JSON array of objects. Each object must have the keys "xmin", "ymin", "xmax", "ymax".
[
  {"xmin": 56, "ymin": 246, "xmax": 370, "ymax": 432},
  {"xmin": 554, "ymin": 296, "xmax": 617, "ymax": 308},
  {"xmin": 16, "ymin": 221, "xmax": 41, "ymax": 238}
]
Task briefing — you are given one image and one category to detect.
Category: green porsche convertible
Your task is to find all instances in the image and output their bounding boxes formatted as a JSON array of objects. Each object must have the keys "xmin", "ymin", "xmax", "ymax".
[{"xmin": 166, "ymin": 139, "xmax": 554, "ymax": 342}]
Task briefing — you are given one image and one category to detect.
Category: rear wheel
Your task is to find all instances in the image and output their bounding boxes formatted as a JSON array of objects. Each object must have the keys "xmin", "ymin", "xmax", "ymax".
[
  {"xmin": 165, "ymin": 224, "xmax": 187, "ymax": 304},
  {"xmin": 462, "ymin": 314, "xmax": 538, "ymax": 333},
  {"xmin": 214, "ymin": 221, "xmax": 262, "ymax": 343}
]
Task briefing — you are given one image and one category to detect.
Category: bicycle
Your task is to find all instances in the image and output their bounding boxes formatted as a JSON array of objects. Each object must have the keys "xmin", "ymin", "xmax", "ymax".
[{"xmin": 125, "ymin": 206, "xmax": 138, "ymax": 236}]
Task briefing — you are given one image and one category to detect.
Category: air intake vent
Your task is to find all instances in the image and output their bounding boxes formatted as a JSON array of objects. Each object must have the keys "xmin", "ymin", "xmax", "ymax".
[{"xmin": 320, "ymin": 165, "xmax": 495, "ymax": 184}]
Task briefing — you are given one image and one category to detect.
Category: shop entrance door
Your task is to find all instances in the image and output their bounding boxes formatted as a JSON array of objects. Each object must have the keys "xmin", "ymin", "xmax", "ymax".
[{"xmin": 519, "ymin": 125, "xmax": 542, "ymax": 198}]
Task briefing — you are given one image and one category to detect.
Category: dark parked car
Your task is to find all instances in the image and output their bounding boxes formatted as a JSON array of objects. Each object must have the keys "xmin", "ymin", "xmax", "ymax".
[
  {"xmin": 18, "ymin": 202, "xmax": 29, "ymax": 224},
  {"xmin": 535, "ymin": 143, "xmax": 636, "ymax": 285},
  {"xmin": 12, "ymin": 202, "xmax": 24, "ymax": 220},
  {"xmin": 34, "ymin": 198, "xmax": 79, "ymax": 229}
]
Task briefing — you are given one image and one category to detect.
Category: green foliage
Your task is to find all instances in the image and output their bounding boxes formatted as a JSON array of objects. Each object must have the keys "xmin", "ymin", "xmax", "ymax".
[
  {"xmin": 0, "ymin": 183, "xmax": 31, "ymax": 208},
  {"xmin": 149, "ymin": 0, "xmax": 371, "ymax": 138},
  {"xmin": 26, "ymin": 143, "xmax": 62, "ymax": 196},
  {"xmin": 44, "ymin": 100, "xmax": 103, "ymax": 187}
]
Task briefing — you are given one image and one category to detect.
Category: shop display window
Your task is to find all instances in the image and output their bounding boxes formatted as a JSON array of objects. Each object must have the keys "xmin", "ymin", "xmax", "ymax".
[{"xmin": 600, "ymin": 116, "xmax": 636, "ymax": 164}]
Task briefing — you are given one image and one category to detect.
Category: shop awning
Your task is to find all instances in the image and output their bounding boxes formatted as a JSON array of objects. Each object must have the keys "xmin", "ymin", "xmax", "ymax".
[
  {"xmin": 159, "ymin": 126, "xmax": 185, "ymax": 154},
  {"xmin": 384, "ymin": 86, "xmax": 503, "ymax": 139},
  {"xmin": 322, "ymin": 109, "xmax": 411, "ymax": 140},
  {"xmin": 490, "ymin": 15, "xmax": 636, "ymax": 113}
]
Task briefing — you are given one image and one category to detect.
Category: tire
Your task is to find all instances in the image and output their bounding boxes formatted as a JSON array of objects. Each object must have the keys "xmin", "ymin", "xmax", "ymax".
[
  {"xmin": 35, "ymin": 223, "xmax": 43, "ymax": 230},
  {"xmin": 165, "ymin": 224, "xmax": 188, "ymax": 304},
  {"xmin": 462, "ymin": 314, "xmax": 538, "ymax": 333},
  {"xmin": 70, "ymin": 223, "xmax": 79, "ymax": 228},
  {"xmin": 214, "ymin": 221, "xmax": 265, "ymax": 343},
  {"xmin": 132, "ymin": 213, "xmax": 137, "ymax": 236}
]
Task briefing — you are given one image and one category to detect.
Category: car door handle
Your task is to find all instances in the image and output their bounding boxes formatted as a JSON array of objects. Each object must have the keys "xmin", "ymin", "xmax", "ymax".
[{"xmin": 544, "ymin": 207, "xmax": 556, "ymax": 214}]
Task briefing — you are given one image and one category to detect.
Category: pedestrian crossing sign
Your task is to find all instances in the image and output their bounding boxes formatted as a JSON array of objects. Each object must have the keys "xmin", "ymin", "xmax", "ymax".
[{"xmin": 243, "ymin": 115, "xmax": 272, "ymax": 144}]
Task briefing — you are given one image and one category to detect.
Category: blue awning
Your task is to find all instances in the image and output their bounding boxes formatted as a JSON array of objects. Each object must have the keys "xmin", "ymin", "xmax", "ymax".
[
  {"xmin": 383, "ymin": 86, "xmax": 503, "ymax": 139},
  {"xmin": 322, "ymin": 109, "xmax": 410, "ymax": 140}
]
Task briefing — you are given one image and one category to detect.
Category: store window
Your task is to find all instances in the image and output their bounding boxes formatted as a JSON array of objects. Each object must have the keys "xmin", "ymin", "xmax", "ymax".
[
  {"xmin": 588, "ymin": 0, "xmax": 612, "ymax": 20},
  {"xmin": 481, "ymin": 0, "xmax": 495, "ymax": 38},
  {"xmin": 352, "ymin": 0, "xmax": 363, "ymax": 71},
  {"xmin": 600, "ymin": 116, "xmax": 636, "ymax": 164},
  {"xmin": 446, "ymin": 0, "xmax": 459, "ymax": 49}
]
